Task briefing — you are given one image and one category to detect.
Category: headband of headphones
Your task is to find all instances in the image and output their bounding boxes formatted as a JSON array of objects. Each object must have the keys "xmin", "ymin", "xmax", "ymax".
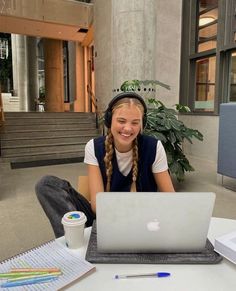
[{"xmin": 104, "ymin": 92, "xmax": 147, "ymax": 128}]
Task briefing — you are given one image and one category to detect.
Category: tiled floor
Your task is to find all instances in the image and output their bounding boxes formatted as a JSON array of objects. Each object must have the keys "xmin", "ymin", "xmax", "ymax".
[{"xmin": 0, "ymin": 156, "xmax": 236, "ymax": 261}]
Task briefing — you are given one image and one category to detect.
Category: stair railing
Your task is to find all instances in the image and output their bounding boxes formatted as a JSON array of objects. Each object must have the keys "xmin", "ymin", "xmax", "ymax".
[{"xmin": 87, "ymin": 84, "xmax": 99, "ymax": 129}]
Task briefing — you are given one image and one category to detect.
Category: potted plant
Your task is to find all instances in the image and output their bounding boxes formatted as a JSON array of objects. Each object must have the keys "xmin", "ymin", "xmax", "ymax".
[{"xmin": 120, "ymin": 79, "xmax": 203, "ymax": 182}]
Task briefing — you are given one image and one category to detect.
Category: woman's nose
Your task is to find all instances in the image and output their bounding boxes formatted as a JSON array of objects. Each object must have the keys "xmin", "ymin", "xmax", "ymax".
[{"xmin": 123, "ymin": 123, "xmax": 132, "ymax": 131}]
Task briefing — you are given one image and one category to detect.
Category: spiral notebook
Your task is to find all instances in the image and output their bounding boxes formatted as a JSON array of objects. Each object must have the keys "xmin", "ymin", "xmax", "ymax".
[{"xmin": 0, "ymin": 240, "xmax": 95, "ymax": 290}]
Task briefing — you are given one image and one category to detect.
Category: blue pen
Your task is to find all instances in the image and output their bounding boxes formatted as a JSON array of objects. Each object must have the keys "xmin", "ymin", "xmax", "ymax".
[
  {"xmin": 115, "ymin": 272, "xmax": 171, "ymax": 279},
  {"xmin": 1, "ymin": 275, "xmax": 58, "ymax": 288}
]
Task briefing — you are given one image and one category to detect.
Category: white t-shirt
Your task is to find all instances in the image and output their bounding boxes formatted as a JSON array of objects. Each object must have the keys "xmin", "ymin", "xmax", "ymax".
[{"xmin": 84, "ymin": 138, "xmax": 168, "ymax": 176}]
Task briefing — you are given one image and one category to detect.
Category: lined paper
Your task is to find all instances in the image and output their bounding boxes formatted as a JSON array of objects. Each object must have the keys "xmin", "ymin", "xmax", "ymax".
[{"xmin": 0, "ymin": 240, "xmax": 95, "ymax": 290}]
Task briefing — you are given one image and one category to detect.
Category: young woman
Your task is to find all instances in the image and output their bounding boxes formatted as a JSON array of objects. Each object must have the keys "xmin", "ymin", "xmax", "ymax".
[{"xmin": 35, "ymin": 92, "xmax": 175, "ymax": 238}]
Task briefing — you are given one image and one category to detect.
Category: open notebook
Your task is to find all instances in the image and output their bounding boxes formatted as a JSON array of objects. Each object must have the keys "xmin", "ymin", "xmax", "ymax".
[{"xmin": 0, "ymin": 240, "xmax": 95, "ymax": 290}]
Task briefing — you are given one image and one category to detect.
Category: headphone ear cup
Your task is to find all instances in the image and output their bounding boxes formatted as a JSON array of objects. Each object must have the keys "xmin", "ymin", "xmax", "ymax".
[
  {"xmin": 104, "ymin": 110, "xmax": 112, "ymax": 128},
  {"xmin": 143, "ymin": 114, "xmax": 147, "ymax": 128}
]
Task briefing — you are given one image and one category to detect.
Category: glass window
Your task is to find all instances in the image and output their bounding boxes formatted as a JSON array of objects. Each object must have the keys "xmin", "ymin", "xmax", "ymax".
[
  {"xmin": 195, "ymin": 56, "xmax": 216, "ymax": 111},
  {"xmin": 197, "ymin": 2, "xmax": 218, "ymax": 53},
  {"xmin": 199, "ymin": 0, "xmax": 218, "ymax": 12},
  {"xmin": 180, "ymin": 0, "xmax": 236, "ymax": 115},
  {"xmin": 229, "ymin": 51, "xmax": 236, "ymax": 102},
  {"xmin": 0, "ymin": 39, "xmax": 9, "ymax": 59}
]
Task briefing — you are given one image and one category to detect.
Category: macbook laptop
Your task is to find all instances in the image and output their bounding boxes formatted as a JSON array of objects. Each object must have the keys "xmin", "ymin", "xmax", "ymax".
[{"xmin": 96, "ymin": 192, "xmax": 215, "ymax": 253}]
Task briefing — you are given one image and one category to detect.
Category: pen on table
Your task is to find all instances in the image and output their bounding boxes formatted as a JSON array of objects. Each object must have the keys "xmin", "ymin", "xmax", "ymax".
[
  {"xmin": 115, "ymin": 272, "xmax": 171, "ymax": 279},
  {"xmin": 1, "ymin": 275, "xmax": 58, "ymax": 288}
]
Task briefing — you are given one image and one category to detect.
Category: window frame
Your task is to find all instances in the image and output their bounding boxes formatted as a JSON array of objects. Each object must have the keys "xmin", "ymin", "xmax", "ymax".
[{"xmin": 180, "ymin": 0, "xmax": 236, "ymax": 116}]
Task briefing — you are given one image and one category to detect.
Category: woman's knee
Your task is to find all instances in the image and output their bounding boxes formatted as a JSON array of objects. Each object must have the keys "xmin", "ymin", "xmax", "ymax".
[{"xmin": 35, "ymin": 175, "xmax": 61, "ymax": 199}]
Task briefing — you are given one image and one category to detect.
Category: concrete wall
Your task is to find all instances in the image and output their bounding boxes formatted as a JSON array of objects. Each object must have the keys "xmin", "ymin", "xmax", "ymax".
[
  {"xmin": 94, "ymin": 0, "xmax": 113, "ymax": 111},
  {"xmin": 155, "ymin": 0, "xmax": 182, "ymax": 108},
  {"xmin": 179, "ymin": 115, "xmax": 219, "ymax": 164},
  {"xmin": 112, "ymin": 0, "xmax": 156, "ymax": 90},
  {"xmin": 0, "ymin": 0, "xmax": 93, "ymax": 28}
]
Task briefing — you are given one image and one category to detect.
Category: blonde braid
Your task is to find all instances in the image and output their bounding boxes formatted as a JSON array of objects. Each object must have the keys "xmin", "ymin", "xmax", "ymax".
[
  {"xmin": 104, "ymin": 130, "xmax": 114, "ymax": 191},
  {"xmin": 130, "ymin": 138, "xmax": 139, "ymax": 192}
]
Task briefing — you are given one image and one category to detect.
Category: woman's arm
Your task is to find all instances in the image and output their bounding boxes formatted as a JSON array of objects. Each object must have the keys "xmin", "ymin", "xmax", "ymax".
[
  {"xmin": 87, "ymin": 164, "xmax": 104, "ymax": 213},
  {"xmin": 153, "ymin": 170, "xmax": 175, "ymax": 192}
]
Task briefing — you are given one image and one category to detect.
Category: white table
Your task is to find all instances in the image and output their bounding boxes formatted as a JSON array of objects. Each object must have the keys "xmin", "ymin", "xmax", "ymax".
[{"xmin": 63, "ymin": 217, "xmax": 236, "ymax": 291}]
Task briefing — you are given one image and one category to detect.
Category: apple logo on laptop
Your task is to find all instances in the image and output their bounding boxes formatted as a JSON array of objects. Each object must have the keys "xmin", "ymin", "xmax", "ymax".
[{"xmin": 147, "ymin": 219, "xmax": 160, "ymax": 231}]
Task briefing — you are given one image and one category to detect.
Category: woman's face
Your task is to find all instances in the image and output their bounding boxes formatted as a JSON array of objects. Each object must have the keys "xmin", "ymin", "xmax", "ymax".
[{"xmin": 111, "ymin": 104, "xmax": 142, "ymax": 152}]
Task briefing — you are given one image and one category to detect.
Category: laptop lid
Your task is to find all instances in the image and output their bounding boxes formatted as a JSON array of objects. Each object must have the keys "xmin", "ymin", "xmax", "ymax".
[{"xmin": 96, "ymin": 192, "xmax": 215, "ymax": 253}]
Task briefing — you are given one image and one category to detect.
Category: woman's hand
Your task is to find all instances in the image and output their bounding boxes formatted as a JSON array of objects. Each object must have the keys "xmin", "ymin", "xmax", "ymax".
[{"xmin": 87, "ymin": 164, "xmax": 104, "ymax": 213}]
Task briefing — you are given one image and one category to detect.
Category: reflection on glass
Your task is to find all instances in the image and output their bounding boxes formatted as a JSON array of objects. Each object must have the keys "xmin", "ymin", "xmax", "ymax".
[
  {"xmin": 0, "ymin": 39, "xmax": 9, "ymax": 59},
  {"xmin": 199, "ymin": 0, "xmax": 218, "ymax": 12},
  {"xmin": 195, "ymin": 56, "xmax": 216, "ymax": 111},
  {"xmin": 199, "ymin": 8, "xmax": 218, "ymax": 27},
  {"xmin": 198, "ymin": 40, "xmax": 217, "ymax": 52},
  {"xmin": 199, "ymin": 23, "xmax": 217, "ymax": 40},
  {"xmin": 197, "ymin": 2, "xmax": 218, "ymax": 53},
  {"xmin": 229, "ymin": 51, "xmax": 236, "ymax": 102}
]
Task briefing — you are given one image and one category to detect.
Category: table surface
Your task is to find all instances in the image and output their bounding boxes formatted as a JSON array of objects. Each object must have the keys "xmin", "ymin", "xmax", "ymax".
[{"xmin": 61, "ymin": 217, "xmax": 236, "ymax": 291}]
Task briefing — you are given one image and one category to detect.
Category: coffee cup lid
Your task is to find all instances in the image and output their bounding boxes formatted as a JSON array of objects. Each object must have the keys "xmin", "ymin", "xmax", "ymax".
[{"xmin": 61, "ymin": 211, "xmax": 87, "ymax": 226}]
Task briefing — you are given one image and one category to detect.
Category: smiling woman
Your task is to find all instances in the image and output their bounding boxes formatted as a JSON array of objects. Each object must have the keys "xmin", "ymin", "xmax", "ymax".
[
  {"xmin": 35, "ymin": 92, "xmax": 175, "ymax": 238},
  {"xmin": 110, "ymin": 99, "xmax": 143, "ymax": 152}
]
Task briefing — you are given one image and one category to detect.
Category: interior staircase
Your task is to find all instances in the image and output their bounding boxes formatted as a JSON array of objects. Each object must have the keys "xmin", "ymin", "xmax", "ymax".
[{"xmin": 0, "ymin": 112, "xmax": 101, "ymax": 168}]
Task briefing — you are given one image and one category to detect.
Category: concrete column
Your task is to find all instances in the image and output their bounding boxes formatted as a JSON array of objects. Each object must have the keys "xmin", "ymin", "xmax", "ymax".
[
  {"xmin": 112, "ymin": 0, "xmax": 156, "ymax": 90},
  {"xmin": 43, "ymin": 38, "xmax": 64, "ymax": 112},
  {"xmin": 94, "ymin": 0, "xmax": 156, "ymax": 108},
  {"xmin": 11, "ymin": 34, "xmax": 28, "ymax": 111},
  {"xmin": 26, "ymin": 36, "xmax": 38, "ymax": 111}
]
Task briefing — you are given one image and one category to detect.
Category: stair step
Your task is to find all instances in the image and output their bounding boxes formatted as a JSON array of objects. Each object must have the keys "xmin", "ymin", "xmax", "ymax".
[
  {"xmin": 1, "ymin": 151, "xmax": 85, "ymax": 168},
  {"xmin": 0, "ymin": 111, "xmax": 101, "ymax": 166},
  {"xmin": 4, "ymin": 112, "xmax": 95, "ymax": 118},
  {"xmin": 2, "ymin": 123, "xmax": 96, "ymax": 131},
  {"xmin": 1, "ymin": 133, "xmax": 99, "ymax": 142},
  {"xmin": 4, "ymin": 118, "xmax": 96, "ymax": 125},
  {"xmin": 1, "ymin": 135, "xmax": 98, "ymax": 147},
  {"xmin": 1, "ymin": 129, "xmax": 100, "ymax": 139},
  {"xmin": 2, "ymin": 143, "xmax": 87, "ymax": 156}
]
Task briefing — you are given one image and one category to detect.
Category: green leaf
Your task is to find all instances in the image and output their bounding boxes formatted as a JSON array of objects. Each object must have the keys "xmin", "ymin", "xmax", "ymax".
[
  {"xmin": 120, "ymin": 80, "xmax": 141, "ymax": 92},
  {"xmin": 175, "ymin": 104, "xmax": 191, "ymax": 113}
]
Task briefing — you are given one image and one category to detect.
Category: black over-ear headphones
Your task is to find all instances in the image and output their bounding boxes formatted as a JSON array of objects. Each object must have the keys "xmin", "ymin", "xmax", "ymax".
[{"xmin": 104, "ymin": 92, "xmax": 147, "ymax": 128}]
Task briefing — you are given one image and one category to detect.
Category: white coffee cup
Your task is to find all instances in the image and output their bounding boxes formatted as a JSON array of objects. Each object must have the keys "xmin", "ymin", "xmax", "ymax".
[{"xmin": 61, "ymin": 211, "xmax": 87, "ymax": 249}]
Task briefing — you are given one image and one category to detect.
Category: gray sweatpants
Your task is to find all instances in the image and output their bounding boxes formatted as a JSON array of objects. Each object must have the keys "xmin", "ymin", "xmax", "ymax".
[{"xmin": 35, "ymin": 175, "xmax": 95, "ymax": 238}]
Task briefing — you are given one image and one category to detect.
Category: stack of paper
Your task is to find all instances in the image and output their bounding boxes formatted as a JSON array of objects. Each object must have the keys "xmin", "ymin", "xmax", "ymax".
[{"xmin": 214, "ymin": 231, "xmax": 236, "ymax": 264}]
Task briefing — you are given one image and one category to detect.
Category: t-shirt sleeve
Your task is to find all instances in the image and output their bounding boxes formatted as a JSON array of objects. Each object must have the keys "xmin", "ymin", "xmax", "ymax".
[
  {"xmin": 152, "ymin": 140, "xmax": 169, "ymax": 173},
  {"xmin": 84, "ymin": 139, "xmax": 99, "ymax": 166}
]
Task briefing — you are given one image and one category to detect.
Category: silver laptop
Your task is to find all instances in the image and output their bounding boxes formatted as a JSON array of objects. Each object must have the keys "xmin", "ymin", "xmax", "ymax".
[{"xmin": 96, "ymin": 192, "xmax": 215, "ymax": 253}]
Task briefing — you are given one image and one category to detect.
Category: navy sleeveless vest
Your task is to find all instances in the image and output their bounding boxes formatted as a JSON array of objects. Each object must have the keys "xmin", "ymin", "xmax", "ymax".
[{"xmin": 94, "ymin": 134, "xmax": 158, "ymax": 192}]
